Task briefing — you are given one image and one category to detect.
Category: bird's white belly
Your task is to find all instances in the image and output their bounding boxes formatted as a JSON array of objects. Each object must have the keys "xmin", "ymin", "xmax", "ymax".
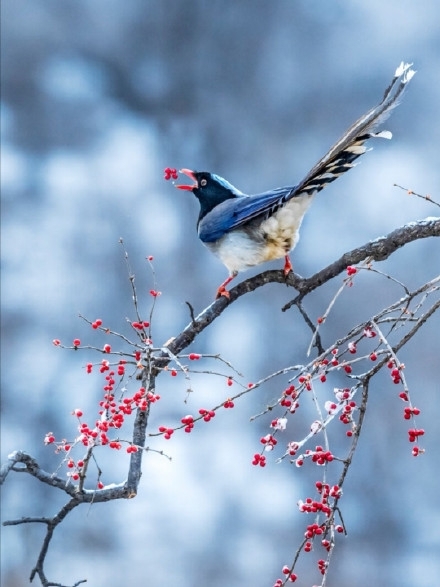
[{"xmin": 207, "ymin": 194, "xmax": 314, "ymax": 274}]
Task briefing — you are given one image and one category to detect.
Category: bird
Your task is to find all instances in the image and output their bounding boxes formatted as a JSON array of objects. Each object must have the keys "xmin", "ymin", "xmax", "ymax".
[{"xmin": 174, "ymin": 62, "xmax": 415, "ymax": 298}]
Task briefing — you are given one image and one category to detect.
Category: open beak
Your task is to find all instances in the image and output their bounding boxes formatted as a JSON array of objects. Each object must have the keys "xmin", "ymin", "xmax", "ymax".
[{"xmin": 175, "ymin": 169, "xmax": 198, "ymax": 191}]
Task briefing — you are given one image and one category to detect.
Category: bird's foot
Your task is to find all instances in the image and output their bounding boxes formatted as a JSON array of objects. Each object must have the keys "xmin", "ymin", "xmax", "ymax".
[
  {"xmin": 283, "ymin": 255, "xmax": 293, "ymax": 276},
  {"xmin": 215, "ymin": 273, "xmax": 237, "ymax": 300},
  {"xmin": 216, "ymin": 285, "xmax": 231, "ymax": 299}
]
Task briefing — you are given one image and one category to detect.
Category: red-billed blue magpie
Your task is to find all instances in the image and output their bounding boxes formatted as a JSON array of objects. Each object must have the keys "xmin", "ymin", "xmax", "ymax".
[{"xmin": 175, "ymin": 63, "xmax": 415, "ymax": 298}]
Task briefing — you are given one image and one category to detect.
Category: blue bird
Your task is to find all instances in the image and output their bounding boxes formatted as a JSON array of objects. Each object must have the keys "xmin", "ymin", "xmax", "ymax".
[{"xmin": 175, "ymin": 63, "xmax": 415, "ymax": 298}]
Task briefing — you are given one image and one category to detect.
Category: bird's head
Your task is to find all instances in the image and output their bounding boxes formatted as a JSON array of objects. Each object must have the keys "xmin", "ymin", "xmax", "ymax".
[{"xmin": 175, "ymin": 169, "xmax": 243, "ymax": 218}]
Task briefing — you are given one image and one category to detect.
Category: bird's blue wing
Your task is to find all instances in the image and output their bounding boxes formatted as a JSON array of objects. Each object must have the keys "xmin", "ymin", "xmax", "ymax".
[{"xmin": 198, "ymin": 186, "xmax": 299, "ymax": 243}]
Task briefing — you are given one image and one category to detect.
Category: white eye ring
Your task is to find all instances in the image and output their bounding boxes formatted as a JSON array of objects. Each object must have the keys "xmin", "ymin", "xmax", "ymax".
[{"xmin": 200, "ymin": 178, "xmax": 207, "ymax": 187}]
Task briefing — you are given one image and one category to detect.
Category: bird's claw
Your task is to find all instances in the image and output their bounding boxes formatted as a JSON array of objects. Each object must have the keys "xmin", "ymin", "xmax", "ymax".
[
  {"xmin": 283, "ymin": 255, "xmax": 293, "ymax": 276},
  {"xmin": 216, "ymin": 286, "xmax": 231, "ymax": 299}
]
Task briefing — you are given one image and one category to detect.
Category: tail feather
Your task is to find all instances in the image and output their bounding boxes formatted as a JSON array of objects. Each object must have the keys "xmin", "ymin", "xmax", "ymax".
[{"xmin": 295, "ymin": 62, "xmax": 416, "ymax": 197}]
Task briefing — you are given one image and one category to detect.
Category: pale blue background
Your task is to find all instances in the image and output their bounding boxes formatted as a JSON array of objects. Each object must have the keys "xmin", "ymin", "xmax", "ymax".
[{"xmin": 2, "ymin": 2, "xmax": 440, "ymax": 586}]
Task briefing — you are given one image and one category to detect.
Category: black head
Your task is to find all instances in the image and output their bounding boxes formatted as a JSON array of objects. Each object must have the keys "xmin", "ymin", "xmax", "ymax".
[{"xmin": 175, "ymin": 169, "xmax": 242, "ymax": 219}]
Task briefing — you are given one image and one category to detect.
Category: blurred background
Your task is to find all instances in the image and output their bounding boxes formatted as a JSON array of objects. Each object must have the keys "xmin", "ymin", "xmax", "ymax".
[{"xmin": 1, "ymin": 2, "xmax": 440, "ymax": 586}]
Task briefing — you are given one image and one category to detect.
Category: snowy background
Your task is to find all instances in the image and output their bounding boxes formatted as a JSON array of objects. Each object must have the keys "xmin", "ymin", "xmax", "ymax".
[{"xmin": 2, "ymin": 2, "xmax": 440, "ymax": 586}]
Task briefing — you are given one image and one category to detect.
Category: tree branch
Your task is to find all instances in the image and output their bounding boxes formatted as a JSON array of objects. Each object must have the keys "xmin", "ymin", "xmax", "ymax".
[
  {"xmin": 158, "ymin": 217, "xmax": 439, "ymax": 360},
  {"xmin": 2, "ymin": 216, "xmax": 438, "ymax": 587}
]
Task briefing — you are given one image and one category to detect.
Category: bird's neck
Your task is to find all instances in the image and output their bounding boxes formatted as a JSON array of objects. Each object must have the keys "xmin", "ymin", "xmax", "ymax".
[{"xmin": 196, "ymin": 191, "xmax": 237, "ymax": 221}]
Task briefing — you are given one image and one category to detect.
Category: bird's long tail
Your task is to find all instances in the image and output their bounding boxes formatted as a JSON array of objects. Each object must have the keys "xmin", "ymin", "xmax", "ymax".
[{"xmin": 295, "ymin": 62, "xmax": 416, "ymax": 197}]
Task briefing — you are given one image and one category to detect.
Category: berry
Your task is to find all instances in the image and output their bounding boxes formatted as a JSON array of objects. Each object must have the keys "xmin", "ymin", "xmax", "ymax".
[{"xmin": 164, "ymin": 167, "xmax": 178, "ymax": 180}]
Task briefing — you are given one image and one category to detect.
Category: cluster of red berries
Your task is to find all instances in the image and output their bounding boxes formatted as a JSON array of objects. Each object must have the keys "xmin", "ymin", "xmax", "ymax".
[
  {"xmin": 252, "ymin": 453, "xmax": 266, "ymax": 467},
  {"xmin": 280, "ymin": 385, "xmax": 300, "ymax": 411},
  {"xmin": 260, "ymin": 434, "xmax": 278, "ymax": 450},
  {"xmin": 279, "ymin": 567, "xmax": 297, "ymax": 583},
  {"xmin": 298, "ymin": 481, "xmax": 341, "ymax": 518},
  {"xmin": 270, "ymin": 417, "xmax": 287, "ymax": 431},
  {"xmin": 315, "ymin": 481, "xmax": 341, "ymax": 499},
  {"xmin": 131, "ymin": 321, "xmax": 150, "ymax": 330},
  {"xmin": 310, "ymin": 446, "xmax": 334, "ymax": 466},
  {"xmin": 298, "ymin": 373, "xmax": 313, "ymax": 390},
  {"xmin": 317, "ymin": 559, "xmax": 328, "ymax": 575},
  {"xmin": 305, "ymin": 522, "xmax": 325, "ymax": 539},
  {"xmin": 287, "ymin": 441, "xmax": 300, "ymax": 456},
  {"xmin": 328, "ymin": 388, "xmax": 357, "ymax": 432},
  {"xmin": 298, "ymin": 496, "xmax": 331, "ymax": 516},
  {"xmin": 159, "ymin": 407, "xmax": 218, "ymax": 439},
  {"xmin": 408, "ymin": 428, "xmax": 424, "ymax": 443},
  {"xmin": 181, "ymin": 415, "xmax": 195, "ymax": 433},
  {"xmin": 388, "ymin": 360, "xmax": 403, "ymax": 384},
  {"xmin": 199, "ymin": 408, "xmax": 215, "ymax": 422},
  {"xmin": 403, "ymin": 405, "xmax": 420, "ymax": 420},
  {"xmin": 295, "ymin": 445, "xmax": 335, "ymax": 468},
  {"xmin": 163, "ymin": 167, "xmax": 178, "ymax": 180},
  {"xmin": 87, "ymin": 359, "xmax": 125, "ymax": 379},
  {"xmin": 66, "ymin": 456, "xmax": 84, "ymax": 481},
  {"xmin": 158, "ymin": 426, "xmax": 174, "ymax": 439},
  {"xmin": 397, "ymin": 383, "xmax": 424, "ymax": 454}
]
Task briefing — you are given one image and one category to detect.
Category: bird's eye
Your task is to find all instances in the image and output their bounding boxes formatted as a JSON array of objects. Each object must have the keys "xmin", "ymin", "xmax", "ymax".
[{"xmin": 200, "ymin": 178, "xmax": 207, "ymax": 187}]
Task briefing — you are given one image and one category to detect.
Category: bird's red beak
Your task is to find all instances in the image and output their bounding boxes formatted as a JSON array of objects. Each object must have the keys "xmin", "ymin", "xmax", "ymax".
[{"xmin": 175, "ymin": 169, "xmax": 198, "ymax": 191}]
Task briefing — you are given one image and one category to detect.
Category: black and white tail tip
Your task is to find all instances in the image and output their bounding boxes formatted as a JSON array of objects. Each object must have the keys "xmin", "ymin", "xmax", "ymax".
[{"xmin": 296, "ymin": 62, "xmax": 416, "ymax": 197}]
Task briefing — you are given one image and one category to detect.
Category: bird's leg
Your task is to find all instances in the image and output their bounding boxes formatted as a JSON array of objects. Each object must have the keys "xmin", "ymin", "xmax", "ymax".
[
  {"xmin": 216, "ymin": 272, "xmax": 238, "ymax": 299},
  {"xmin": 283, "ymin": 255, "xmax": 293, "ymax": 276}
]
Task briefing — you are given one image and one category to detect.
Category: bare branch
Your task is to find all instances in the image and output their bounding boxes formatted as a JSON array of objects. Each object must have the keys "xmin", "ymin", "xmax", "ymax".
[{"xmin": 2, "ymin": 216, "xmax": 438, "ymax": 587}]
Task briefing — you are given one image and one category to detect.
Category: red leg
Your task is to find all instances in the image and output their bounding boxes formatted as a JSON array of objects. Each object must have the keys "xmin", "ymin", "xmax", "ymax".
[
  {"xmin": 283, "ymin": 255, "xmax": 293, "ymax": 276},
  {"xmin": 216, "ymin": 273, "xmax": 237, "ymax": 299}
]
